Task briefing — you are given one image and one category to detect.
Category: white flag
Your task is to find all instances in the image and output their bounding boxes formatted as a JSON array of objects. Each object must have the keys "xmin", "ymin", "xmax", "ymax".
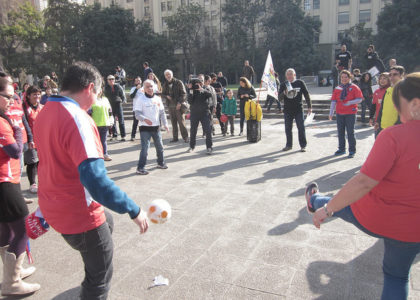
[{"xmin": 261, "ymin": 51, "xmax": 278, "ymax": 100}]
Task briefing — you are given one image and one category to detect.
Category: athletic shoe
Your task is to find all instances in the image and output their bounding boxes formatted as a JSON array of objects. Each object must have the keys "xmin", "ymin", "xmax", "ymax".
[
  {"xmin": 348, "ymin": 152, "xmax": 355, "ymax": 158},
  {"xmin": 104, "ymin": 155, "xmax": 112, "ymax": 161},
  {"xmin": 29, "ymin": 184, "xmax": 38, "ymax": 194},
  {"xmin": 223, "ymin": 133, "xmax": 226, "ymax": 137},
  {"xmin": 301, "ymin": 147, "xmax": 306, "ymax": 152},
  {"xmin": 120, "ymin": 138, "xmax": 126, "ymax": 142},
  {"xmin": 231, "ymin": 133, "xmax": 235, "ymax": 136},
  {"xmin": 282, "ymin": 146, "xmax": 292, "ymax": 151},
  {"xmin": 169, "ymin": 139, "xmax": 179, "ymax": 143},
  {"xmin": 206, "ymin": 148, "xmax": 213, "ymax": 155},
  {"xmin": 239, "ymin": 131, "xmax": 243, "ymax": 136},
  {"xmin": 157, "ymin": 164, "xmax": 168, "ymax": 169},
  {"xmin": 130, "ymin": 137, "xmax": 135, "ymax": 141},
  {"xmin": 305, "ymin": 182, "xmax": 318, "ymax": 214},
  {"xmin": 136, "ymin": 169, "xmax": 149, "ymax": 175},
  {"xmin": 334, "ymin": 150, "xmax": 346, "ymax": 156},
  {"xmin": 187, "ymin": 147, "xmax": 194, "ymax": 153}
]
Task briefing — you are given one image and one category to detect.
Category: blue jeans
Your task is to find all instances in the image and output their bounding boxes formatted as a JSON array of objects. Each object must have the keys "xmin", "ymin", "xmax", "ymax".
[
  {"xmin": 97, "ymin": 127, "xmax": 109, "ymax": 155},
  {"xmin": 111, "ymin": 103, "xmax": 126, "ymax": 138},
  {"xmin": 284, "ymin": 111, "xmax": 307, "ymax": 148},
  {"xmin": 336, "ymin": 113, "xmax": 356, "ymax": 153},
  {"xmin": 62, "ymin": 211, "xmax": 114, "ymax": 300},
  {"xmin": 137, "ymin": 129, "xmax": 164, "ymax": 170},
  {"xmin": 311, "ymin": 194, "xmax": 420, "ymax": 300}
]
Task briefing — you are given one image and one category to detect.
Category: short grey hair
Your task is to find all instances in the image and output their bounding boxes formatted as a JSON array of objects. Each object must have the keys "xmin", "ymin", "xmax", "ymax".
[
  {"xmin": 164, "ymin": 69, "xmax": 173, "ymax": 76},
  {"xmin": 143, "ymin": 79, "xmax": 155, "ymax": 87},
  {"xmin": 285, "ymin": 68, "xmax": 296, "ymax": 76}
]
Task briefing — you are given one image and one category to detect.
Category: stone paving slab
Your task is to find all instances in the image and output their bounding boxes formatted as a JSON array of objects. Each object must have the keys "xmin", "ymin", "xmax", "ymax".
[{"xmin": 1, "ymin": 116, "xmax": 419, "ymax": 300}]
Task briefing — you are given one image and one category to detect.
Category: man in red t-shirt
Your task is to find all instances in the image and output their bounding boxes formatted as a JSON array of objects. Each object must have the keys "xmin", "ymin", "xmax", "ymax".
[
  {"xmin": 34, "ymin": 62, "xmax": 148, "ymax": 299},
  {"xmin": 329, "ymin": 70, "xmax": 363, "ymax": 158}
]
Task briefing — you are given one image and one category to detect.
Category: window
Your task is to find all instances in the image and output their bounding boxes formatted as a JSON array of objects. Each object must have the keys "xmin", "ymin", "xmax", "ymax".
[
  {"xmin": 339, "ymin": 0, "xmax": 349, "ymax": 5},
  {"xmin": 204, "ymin": 14, "xmax": 210, "ymax": 22},
  {"xmin": 337, "ymin": 31, "xmax": 345, "ymax": 41},
  {"xmin": 144, "ymin": 6, "xmax": 150, "ymax": 17},
  {"xmin": 304, "ymin": 0, "xmax": 311, "ymax": 10},
  {"xmin": 161, "ymin": 2, "xmax": 166, "ymax": 11},
  {"xmin": 338, "ymin": 12, "xmax": 349, "ymax": 24},
  {"xmin": 313, "ymin": 0, "xmax": 320, "ymax": 9},
  {"xmin": 167, "ymin": 1, "xmax": 173, "ymax": 11},
  {"xmin": 162, "ymin": 17, "xmax": 167, "ymax": 27},
  {"xmin": 359, "ymin": 9, "xmax": 371, "ymax": 22},
  {"xmin": 360, "ymin": 0, "xmax": 371, "ymax": 3},
  {"xmin": 204, "ymin": 0, "xmax": 210, "ymax": 5}
]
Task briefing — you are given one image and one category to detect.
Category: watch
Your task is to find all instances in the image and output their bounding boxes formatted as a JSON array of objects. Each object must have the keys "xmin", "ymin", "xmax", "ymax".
[{"xmin": 323, "ymin": 204, "xmax": 334, "ymax": 217}]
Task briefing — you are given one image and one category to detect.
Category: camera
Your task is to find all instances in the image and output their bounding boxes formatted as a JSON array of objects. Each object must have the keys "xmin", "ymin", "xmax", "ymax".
[{"xmin": 190, "ymin": 78, "xmax": 202, "ymax": 90}]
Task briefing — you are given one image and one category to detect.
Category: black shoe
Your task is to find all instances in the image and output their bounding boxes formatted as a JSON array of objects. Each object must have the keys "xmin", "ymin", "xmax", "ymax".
[
  {"xmin": 348, "ymin": 152, "xmax": 355, "ymax": 158},
  {"xmin": 301, "ymin": 147, "xmax": 306, "ymax": 152},
  {"xmin": 130, "ymin": 137, "xmax": 135, "ymax": 141},
  {"xmin": 239, "ymin": 131, "xmax": 243, "ymax": 136},
  {"xmin": 120, "ymin": 138, "xmax": 126, "ymax": 142},
  {"xmin": 334, "ymin": 150, "xmax": 346, "ymax": 156},
  {"xmin": 282, "ymin": 146, "xmax": 292, "ymax": 151},
  {"xmin": 169, "ymin": 139, "xmax": 179, "ymax": 143}
]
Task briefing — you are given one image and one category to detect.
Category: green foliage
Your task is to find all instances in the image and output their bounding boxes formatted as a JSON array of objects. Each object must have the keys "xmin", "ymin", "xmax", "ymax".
[
  {"xmin": 340, "ymin": 23, "xmax": 374, "ymax": 70},
  {"xmin": 0, "ymin": 1, "xmax": 44, "ymax": 76},
  {"xmin": 264, "ymin": 0, "xmax": 322, "ymax": 77},
  {"xmin": 376, "ymin": 0, "xmax": 420, "ymax": 72}
]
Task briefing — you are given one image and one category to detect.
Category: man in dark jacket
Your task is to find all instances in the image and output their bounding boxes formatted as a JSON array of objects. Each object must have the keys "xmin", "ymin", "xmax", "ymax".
[
  {"xmin": 104, "ymin": 75, "xmax": 127, "ymax": 141},
  {"xmin": 161, "ymin": 69, "xmax": 189, "ymax": 143},
  {"xmin": 365, "ymin": 45, "xmax": 385, "ymax": 73},
  {"xmin": 242, "ymin": 60, "xmax": 255, "ymax": 83},
  {"xmin": 279, "ymin": 68, "xmax": 312, "ymax": 152},
  {"xmin": 187, "ymin": 78, "xmax": 213, "ymax": 154}
]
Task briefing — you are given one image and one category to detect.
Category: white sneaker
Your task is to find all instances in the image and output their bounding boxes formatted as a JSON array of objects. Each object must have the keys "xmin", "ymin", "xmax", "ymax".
[
  {"xmin": 104, "ymin": 155, "xmax": 112, "ymax": 161},
  {"xmin": 187, "ymin": 147, "xmax": 194, "ymax": 153},
  {"xmin": 206, "ymin": 148, "xmax": 213, "ymax": 155},
  {"xmin": 29, "ymin": 184, "xmax": 38, "ymax": 194}
]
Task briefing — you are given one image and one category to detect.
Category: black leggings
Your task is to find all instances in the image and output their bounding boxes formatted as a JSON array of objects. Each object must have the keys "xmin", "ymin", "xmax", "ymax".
[
  {"xmin": 0, "ymin": 219, "xmax": 28, "ymax": 257},
  {"xmin": 26, "ymin": 162, "xmax": 38, "ymax": 185}
]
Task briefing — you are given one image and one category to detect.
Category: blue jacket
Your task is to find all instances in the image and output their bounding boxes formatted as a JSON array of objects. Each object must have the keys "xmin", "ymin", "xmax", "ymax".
[{"xmin": 222, "ymin": 97, "xmax": 237, "ymax": 115}]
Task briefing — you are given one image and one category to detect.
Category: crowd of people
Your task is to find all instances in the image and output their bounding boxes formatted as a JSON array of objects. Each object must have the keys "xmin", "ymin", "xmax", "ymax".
[{"xmin": 0, "ymin": 45, "xmax": 418, "ymax": 299}]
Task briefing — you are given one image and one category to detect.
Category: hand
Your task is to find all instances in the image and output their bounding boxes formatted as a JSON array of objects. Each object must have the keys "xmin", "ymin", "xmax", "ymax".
[
  {"xmin": 165, "ymin": 126, "xmax": 169, "ymax": 132},
  {"xmin": 176, "ymin": 103, "xmax": 181, "ymax": 110},
  {"xmin": 132, "ymin": 210, "xmax": 149, "ymax": 234},
  {"xmin": 137, "ymin": 84, "xmax": 142, "ymax": 89},
  {"xmin": 29, "ymin": 142, "xmax": 35, "ymax": 149},
  {"xmin": 313, "ymin": 207, "xmax": 328, "ymax": 229},
  {"xmin": 369, "ymin": 119, "xmax": 373, "ymax": 126},
  {"xmin": 167, "ymin": 95, "xmax": 172, "ymax": 100},
  {"xmin": 307, "ymin": 108, "xmax": 312, "ymax": 115},
  {"xmin": 328, "ymin": 115, "xmax": 333, "ymax": 121},
  {"xmin": 374, "ymin": 122, "xmax": 379, "ymax": 130},
  {"xmin": 144, "ymin": 119, "xmax": 152, "ymax": 125},
  {"xmin": 244, "ymin": 94, "xmax": 249, "ymax": 98}
]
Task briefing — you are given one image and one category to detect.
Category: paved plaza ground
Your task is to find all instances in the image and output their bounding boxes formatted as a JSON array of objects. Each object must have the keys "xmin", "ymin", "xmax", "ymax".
[{"xmin": 2, "ymin": 98, "xmax": 420, "ymax": 299}]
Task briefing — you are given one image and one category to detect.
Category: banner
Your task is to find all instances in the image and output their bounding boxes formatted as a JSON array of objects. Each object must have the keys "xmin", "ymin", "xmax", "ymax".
[{"xmin": 261, "ymin": 51, "xmax": 278, "ymax": 100}]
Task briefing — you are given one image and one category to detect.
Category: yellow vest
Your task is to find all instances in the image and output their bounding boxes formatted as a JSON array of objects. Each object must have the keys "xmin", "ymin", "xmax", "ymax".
[
  {"xmin": 244, "ymin": 100, "xmax": 263, "ymax": 121},
  {"xmin": 381, "ymin": 87, "xmax": 398, "ymax": 129}
]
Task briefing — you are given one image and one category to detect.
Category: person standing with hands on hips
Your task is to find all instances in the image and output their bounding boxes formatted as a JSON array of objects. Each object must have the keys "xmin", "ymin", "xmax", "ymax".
[
  {"xmin": 279, "ymin": 68, "xmax": 312, "ymax": 152},
  {"xmin": 34, "ymin": 62, "xmax": 148, "ymax": 300}
]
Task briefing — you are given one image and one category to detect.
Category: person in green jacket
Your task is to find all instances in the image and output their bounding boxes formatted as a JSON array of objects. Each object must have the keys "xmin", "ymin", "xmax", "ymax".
[
  {"xmin": 90, "ymin": 90, "xmax": 113, "ymax": 161},
  {"xmin": 221, "ymin": 89, "xmax": 237, "ymax": 136}
]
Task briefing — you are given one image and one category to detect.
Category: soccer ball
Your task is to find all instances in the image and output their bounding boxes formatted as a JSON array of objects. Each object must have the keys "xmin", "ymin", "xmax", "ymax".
[{"xmin": 147, "ymin": 199, "xmax": 172, "ymax": 224}]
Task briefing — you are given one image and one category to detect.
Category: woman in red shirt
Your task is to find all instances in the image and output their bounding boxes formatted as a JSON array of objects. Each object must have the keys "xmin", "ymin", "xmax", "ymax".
[
  {"xmin": 369, "ymin": 73, "xmax": 391, "ymax": 133},
  {"xmin": 0, "ymin": 77, "xmax": 40, "ymax": 295},
  {"xmin": 22, "ymin": 86, "xmax": 43, "ymax": 194},
  {"xmin": 306, "ymin": 72, "xmax": 420, "ymax": 300}
]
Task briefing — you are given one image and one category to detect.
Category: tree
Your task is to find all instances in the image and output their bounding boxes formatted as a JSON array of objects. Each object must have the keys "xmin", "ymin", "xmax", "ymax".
[
  {"xmin": 223, "ymin": 0, "xmax": 266, "ymax": 81},
  {"xmin": 44, "ymin": 0, "xmax": 84, "ymax": 77},
  {"xmin": 376, "ymin": 0, "xmax": 420, "ymax": 72},
  {"xmin": 0, "ymin": 1, "xmax": 44, "ymax": 76},
  {"xmin": 340, "ymin": 23, "xmax": 374, "ymax": 71},
  {"xmin": 264, "ymin": 0, "xmax": 322, "ymax": 77},
  {"xmin": 165, "ymin": 3, "xmax": 207, "ymax": 76}
]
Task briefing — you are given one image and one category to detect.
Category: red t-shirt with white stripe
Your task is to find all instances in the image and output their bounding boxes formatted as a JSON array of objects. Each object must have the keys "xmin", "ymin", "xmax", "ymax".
[
  {"xmin": 34, "ymin": 96, "xmax": 105, "ymax": 234},
  {"xmin": 0, "ymin": 118, "xmax": 20, "ymax": 184},
  {"xmin": 331, "ymin": 84, "xmax": 363, "ymax": 115}
]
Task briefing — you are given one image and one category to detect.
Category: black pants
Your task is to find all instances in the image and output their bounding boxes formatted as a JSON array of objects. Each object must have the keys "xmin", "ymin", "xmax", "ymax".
[
  {"xmin": 239, "ymin": 100, "xmax": 246, "ymax": 132},
  {"xmin": 131, "ymin": 111, "xmax": 139, "ymax": 139},
  {"xmin": 62, "ymin": 211, "xmax": 114, "ymax": 300},
  {"xmin": 190, "ymin": 111, "xmax": 212, "ymax": 149},
  {"xmin": 215, "ymin": 103, "xmax": 225, "ymax": 133},
  {"xmin": 223, "ymin": 116, "xmax": 235, "ymax": 134},
  {"xmin": 284, "ymin": 111, "xmax": 307, "ymax": 148},
  {"xmin": 111, "ymin": 102, "xmax": 126, "ymax": 138}
]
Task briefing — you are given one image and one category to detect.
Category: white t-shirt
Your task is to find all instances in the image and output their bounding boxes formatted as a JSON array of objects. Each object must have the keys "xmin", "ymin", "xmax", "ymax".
[
  {"xmin": 133, "ymin": 93, "xmax": 167, "ymax": 127},
  {"xmin": 130, "ymin": 86, "xmax": 144, "ymax": 111}
]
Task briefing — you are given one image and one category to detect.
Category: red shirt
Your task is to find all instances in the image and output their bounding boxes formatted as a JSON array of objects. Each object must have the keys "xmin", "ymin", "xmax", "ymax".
[
  {"xmin": 23, "ymin": 102, "xmax": 43, "ymax": 148},
  {"xmin": 5, "ymin": 94, "xmax": 28, "ymax": 144},
  {"xmin": 331, "ymin": 84, "xmax": 363, "ymax": 115},
  {"xmin": 351, "ymin": 120, "xmax": 420, "ymax": 242},
  {"xmin": 34, "ymin": 96, "xmax": 105, "ymax": 234},
  {"xmin": 372, "ymin": 87, "xmax": 387, "ymax": 122},
  {"xmin": 0, "ymin": 118, "xmax": 20, "ymax": 184}
]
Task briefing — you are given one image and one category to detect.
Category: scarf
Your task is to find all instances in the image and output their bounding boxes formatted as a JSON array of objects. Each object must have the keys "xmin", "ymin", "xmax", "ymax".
[{"xmin": 340, "ymin": 83, "xmax": 351, "ymax": 101}]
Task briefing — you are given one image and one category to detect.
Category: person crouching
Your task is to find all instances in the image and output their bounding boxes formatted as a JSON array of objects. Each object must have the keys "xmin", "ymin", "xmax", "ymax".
[{"xmin": 134, "ymin": 80, "xmax": 169, "ymax": 175}]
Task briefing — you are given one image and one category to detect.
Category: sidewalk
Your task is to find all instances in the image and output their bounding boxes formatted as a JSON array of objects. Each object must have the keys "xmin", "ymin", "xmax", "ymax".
[{"xmin": 3, "ymin": 118, "xmax": 419, "ymax": 300}]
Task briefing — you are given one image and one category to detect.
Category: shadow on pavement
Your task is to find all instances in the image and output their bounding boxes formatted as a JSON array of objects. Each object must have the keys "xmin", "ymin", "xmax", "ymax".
[{"xmin": 50, "ymin": 287, "xmax": 81, "ymax": 300}]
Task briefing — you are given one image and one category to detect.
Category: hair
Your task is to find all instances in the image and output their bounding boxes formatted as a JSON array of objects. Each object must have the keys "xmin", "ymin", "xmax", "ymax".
[
  {"xmin": 368, "ymin": 44, "xmax": 375, "ymax": 51},
  {"xmin": 340, "ymin": 70, "xmax": 351, "ymax": 78},
  {"xmin": 143, "ymin": 79, "xmax": 155, "ymax": 87},
  {"xmin": 239, "ymin": 77, "xmax": 251, "ymax": 89},
  {"xmin": 25, "ymin": 86, "xmax": 41, "ymax": 103},
  {"xmin": 285, "ymin": 68, "xmax": 296, "ymax": 76},
  {"xmin": 61, "ymin": 61, "xmax": 102, "ymax": 94},
  {"xmin": 378, "ymin": 72, "xmax": 391, "ymax": 89},
  {"xmin": 204, "ymin": 75, "xmax": 211, "ymax": 82},
  {"xmin": 164, "ymin": 69, "xmax": 173, "ymax": 77},
  {"xmin": 210, "ymin": 73, "xmax": 217, "ymax": 79},
  {"xmin": 392, "ymin": 72, "xmax": 420, "ymax": 111},
  {"xmin": 353, "ymin": 69, "xmax": 360, "ymax": 74},
  {"xmin": 226, "ymin": 89, "xmax": 233, "ymax": 98},
  {"xmin": 143, "ymin": 62, "xmax": 149, "ymax": 67},
  {"xmin": 390, "ymin": 65, "xmax": 405, "ymax": 76},
  {"xmin": 362, "ymin": 72, "xmax": 372, "ymax": 83}
]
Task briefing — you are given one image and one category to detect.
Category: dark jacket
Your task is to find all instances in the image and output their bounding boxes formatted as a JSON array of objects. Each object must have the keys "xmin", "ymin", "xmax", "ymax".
[
  {"xmin": 217, "ymin": 76, "xmax": 228, "ymax": 87},
  {"xmin": 237, "ymin": 86, "xmax": 256, "ymax": 105},
  {"xmin": 188, "ymin": 88, "xmax": 212, "ymax": 114},
  {"xmin": 161, "ymin": 78, "xmax": 187, "ymax": 108},
  {"xmin": 279, "ymin": 79, "xmax": 311, "ymax": 114},
  {"xmin": 104, "ymin": 83, "xmax": 126, "ymax": 106},
  {"xmin": 365, "ymin": 51, "xmax": 385, "ymax": 72}
]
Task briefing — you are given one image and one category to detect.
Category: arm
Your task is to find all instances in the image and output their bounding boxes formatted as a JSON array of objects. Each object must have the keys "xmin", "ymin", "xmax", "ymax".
[
  {"xmin": 178, "ymin": 82, "xmax": 187, "ymax": 103},
  {"xmin": 78, "ymin": 158, "xmax": 140, "ymax": 218},
  {"xmin": 369, "ymin": 103, "xmax": 377, "ymax": 120},
  {"xmin": 2, "ymin": 126, "xmax": 23, "ymax": 159},
  {"xmin": 120, "ymin": 86, "xmax": 127, "ymax": 103},
  {"xmin": 301, "ymin": 81, "xmax": 312, "ymax": 110},
  {"xmin": 343, "ymin": 98, "xmax": 362, "ymax": 106},
  {"xmin": 249, "ymin": 87, "xmax": 257, "ymax": 99},
  {"xmin": 313, "ymin": 173, "xmax": 379, "ymax": 228},
  {"xmin": 22, "ymin": 113, "xmax": 33, "ymax": 143},
  {"xmin": 159, "ymin": 104, "xmax": 168, "ymax": 129},
  {"xmin": 130, "ymin": 87, "xmax": 139, "ymax": 99},
  {"xmin": 329, "ymin": 100, "xmax": 337, "ymax": 119}
]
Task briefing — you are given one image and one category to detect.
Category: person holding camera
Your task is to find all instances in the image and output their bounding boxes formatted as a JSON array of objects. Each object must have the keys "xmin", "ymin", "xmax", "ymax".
[
  {"xmin": 104, "ymin": 75, "xmax": 127, "ymax": 141},
  {"xmin": 187, "ymin": 78, "xmax": 213, "ymax": 154}
]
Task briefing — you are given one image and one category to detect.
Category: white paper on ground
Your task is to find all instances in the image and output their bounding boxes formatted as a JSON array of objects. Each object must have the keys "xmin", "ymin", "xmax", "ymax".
[
  {"xmin": 304, "ymin": 112, "xmax": 315, "ymax": 125},
  {"xmin": 153, "ymin": 275, "xmax": 169, "ymax": 286}
]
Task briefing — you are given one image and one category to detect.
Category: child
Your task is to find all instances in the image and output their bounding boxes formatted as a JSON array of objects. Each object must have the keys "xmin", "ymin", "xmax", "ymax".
[
  {"xmin": 221, "ymin": 89, "xmax": 237, "ymax": 136},
  {"xmin": 369, "ymin": 72, "xmax": 391, "ymax": 129},
  {"xmin": 90, "ymin": 89, "xmax": 113, "ymax": 161}
]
